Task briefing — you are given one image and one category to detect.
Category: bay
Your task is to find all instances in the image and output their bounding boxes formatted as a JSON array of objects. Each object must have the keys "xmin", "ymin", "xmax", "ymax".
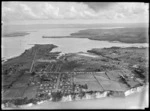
[{"xmin": 2, "ymin": 27, "xmax": 148, "ymax": 59}]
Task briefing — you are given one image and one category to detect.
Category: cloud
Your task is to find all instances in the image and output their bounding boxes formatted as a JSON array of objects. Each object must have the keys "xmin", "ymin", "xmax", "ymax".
[
  {"xmin": 83, "ymin": 2, "xmax": 116, "ymax": 12},
  {"xmin": 2, "ymin": 2, "xmax": 149, "ymax": 23}
]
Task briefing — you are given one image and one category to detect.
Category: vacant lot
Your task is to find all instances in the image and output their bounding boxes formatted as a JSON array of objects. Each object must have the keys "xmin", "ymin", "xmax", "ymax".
[
  {"xmin": 12, "ymin": 74, "xmax": 30, "ymax": 88},
  {"xmin": 2, "ymin": 87, "xmax": 27, "ymax": 100},
  {"xmin": 23, "ymin": 85, "xmax": 38, "ymax": 99}
]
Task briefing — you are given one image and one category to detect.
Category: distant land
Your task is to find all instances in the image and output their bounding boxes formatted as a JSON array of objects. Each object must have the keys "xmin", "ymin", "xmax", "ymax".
[
  {"xmin": 43, "ymin": 27, "xmax": 148, "ymax": 43},
  {"xmin": 2, "ymin": 32, "xmax": 30, "ymax": 37},
  {"xmin": 2, "ymin": 23, "xmax": 148, "ymax": 33}
]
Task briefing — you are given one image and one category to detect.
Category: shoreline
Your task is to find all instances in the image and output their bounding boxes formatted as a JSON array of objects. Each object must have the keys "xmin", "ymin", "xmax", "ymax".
[
  {"xmin": 2, "ymin": 84, "xmax": 148, "ymax": 109},
  {"xmin": 42, "ymin": 36, "xmax": 149, "ymax": 44},
  {"xmin": 2, "ymin": 42, "xmax": 148, "ymax": 62}
]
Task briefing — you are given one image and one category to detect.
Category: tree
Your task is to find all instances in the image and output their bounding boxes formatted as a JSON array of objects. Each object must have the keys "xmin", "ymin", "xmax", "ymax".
[
  {"xmin": 51, "ymin": 91, "xmax": 63, "ymax": 102},
  {"xmin": 85, "ymin": 84, "xmax": 88, "ymax": 89},
  {"xmin": 31, "ymin": 71, "xmax": 36, "ymax": 76},
  {"xmin": 132, "ymin": 66, "xmax": 146, "ymax": 79},
  {"xmin": 89, "ymin": 91, "xmax": 93, "ymax": 94},
  {"xmin": 3, "ymin": 69, "xmax": 8, "ymax": 75},
  {"xmin": 79, "ymin": 91, "xmax": 85, "ymax": 99},
  {"xmin": 118, "ymin": 76, "xmax": 131, "ymax": 88}
]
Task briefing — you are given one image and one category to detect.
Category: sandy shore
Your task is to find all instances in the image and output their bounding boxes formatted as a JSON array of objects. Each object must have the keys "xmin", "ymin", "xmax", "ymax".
[{"xmin": 77, "ymin": 52, "xmax": 100, "ymax": 58}]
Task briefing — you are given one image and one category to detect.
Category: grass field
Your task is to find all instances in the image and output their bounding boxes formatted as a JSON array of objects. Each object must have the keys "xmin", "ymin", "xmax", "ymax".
[
  {"xmin": 106, "ymin": 71, "xmax": 121, "ymax": 81},
  {"xmin": 74, "ymin": 72, "xmax": 105, "ymax": 91},
  {"xmin": 74, "ymin": 71, "xmax": 130, "ymax": 91},
  {"xmin": 94, "ymin": 72, "xmax": 109, "ymax": 79},
  {"xmin": 23, "ymin": 86, "xmax": 38, "ymax": 99},
  {"xmin": 74, "ymin": 73, "xmax": 96, "ymax": 82},
  {"xmin": 98, "ymin": 80, "xmax": 126, "ymax": 91},
  {"xmin": 3, "ymin": 87, "xmax": 27, "ymax": 99},
  {"xmin": 12, "ymin": 74, "xmax": 30, "ymax": 88}
]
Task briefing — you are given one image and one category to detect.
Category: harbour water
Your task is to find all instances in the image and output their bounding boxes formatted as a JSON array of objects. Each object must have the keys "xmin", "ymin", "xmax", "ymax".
[{"xmin": 2, "ymin": 27, "xmax": 148, "ymax": 59}]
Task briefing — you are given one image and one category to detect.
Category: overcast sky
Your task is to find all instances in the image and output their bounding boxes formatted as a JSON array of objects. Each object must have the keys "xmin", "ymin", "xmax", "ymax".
[{"xmin": 2, "ymin": 2, "xmax": 149, "ymax": 24}]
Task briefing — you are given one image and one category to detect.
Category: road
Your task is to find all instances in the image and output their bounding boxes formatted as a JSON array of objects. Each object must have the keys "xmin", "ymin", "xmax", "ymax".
[
  {"xmin": 29, "ymin": 49, "xmax": 38, "ymax": 73},
  {"xmin": 55, "ymin": 64, "xmax": 62, "ymax": 72},
  {"xmin": 55, "ymin": 73, "xmax": 61, "ymax": 91},
  {"xmin": 54, "ymin": 64, "xmax": 62, "ymax": 91}
]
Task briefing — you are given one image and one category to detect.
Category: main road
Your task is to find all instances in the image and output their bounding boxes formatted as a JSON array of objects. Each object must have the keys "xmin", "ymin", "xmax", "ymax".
[
  {"xmin": 54, "ymin": 64, "xmax": 62, "ymax": 91},
  {"xmin": 29, "ymin": 49, "xmax": 38, "ymax": 73}
]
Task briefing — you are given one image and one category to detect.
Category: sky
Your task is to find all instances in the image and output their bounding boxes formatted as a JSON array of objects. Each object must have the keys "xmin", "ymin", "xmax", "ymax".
[{"xmin": 2, "ymin": 2, "xmax": 149, "ymax": 25}]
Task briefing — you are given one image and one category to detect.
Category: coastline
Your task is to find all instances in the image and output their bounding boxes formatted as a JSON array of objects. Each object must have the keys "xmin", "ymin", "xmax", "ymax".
[
  {"xmin": 2, "ymin": 84, "xmax": 148, "ymax": 109},
  {"xmin": 19, "ymin": 84, "xmax": 149, "ymax": 109}
]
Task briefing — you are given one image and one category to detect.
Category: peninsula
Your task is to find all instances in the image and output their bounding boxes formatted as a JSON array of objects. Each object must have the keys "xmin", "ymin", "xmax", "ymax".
[
  {"xmin": 43, "ymin": 27, "xmax": 148, "ymax": 43},
  {"xmin": 2, "ymin": 44, "xmax": 148, "ymax": 108}
]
